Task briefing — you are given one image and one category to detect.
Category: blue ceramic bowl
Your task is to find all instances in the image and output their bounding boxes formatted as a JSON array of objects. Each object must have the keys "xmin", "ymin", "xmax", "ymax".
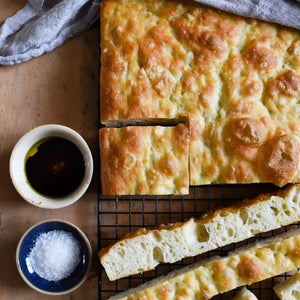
[{"xmin": 16, "ymin": 220, "xmax": 92, "ymax": 295}]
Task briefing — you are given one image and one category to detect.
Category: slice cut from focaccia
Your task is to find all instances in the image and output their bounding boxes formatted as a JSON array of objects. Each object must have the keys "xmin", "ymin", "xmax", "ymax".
[
  {"xmin": 99, "ymin": 123, "xmax": 189, "ymax": 195},
  {"xmin": 100, "ymin": 0, "xmax": 300, "ymax": 187},
  {"xmin": 99, "ymin": 184, "xmax": 300, "ymax": 281},
  {"xmin": 273, "ymin": 271, "xmax": 300, "ymax": 300},
  {"xmin": 108, "ymin": 228, "xmax": 300, "ymax": 300},
  {"xmin": 233, "ymin": 288, "xmax": 258, "ymax": 300}
]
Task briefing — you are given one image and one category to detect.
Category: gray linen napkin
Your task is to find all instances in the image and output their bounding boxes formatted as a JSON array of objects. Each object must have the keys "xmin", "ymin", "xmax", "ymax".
[
  {"xmin": 0, "ymin": 0, "xmax": 299, "ymax": 66},
  {"xmin": 194, "ymin": 0, "xmax": 300, "ymax": 30},
  {"xmin": 0, "ymin": 0, "xmax": 100, "ymax": 65}
]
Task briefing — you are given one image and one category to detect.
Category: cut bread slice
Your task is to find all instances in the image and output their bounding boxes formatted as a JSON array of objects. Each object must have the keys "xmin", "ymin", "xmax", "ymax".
[
  {"xmin": 233, "ymin": 287, "xmax": 258, "ymax": 300},
  {"xmin": 99, "ymin": 123, "xmax": 189, "ymax": 195},
  {"xmin": 108, "ymin": 228, "xmax": 300, "ymax": 300},
  {"xmin": 99, "ymin": 184, "xmax": 300, "ymax": 281},
  {"xmin": 273, "ymin": 271, "xmax": 300, "ymax": 300}
]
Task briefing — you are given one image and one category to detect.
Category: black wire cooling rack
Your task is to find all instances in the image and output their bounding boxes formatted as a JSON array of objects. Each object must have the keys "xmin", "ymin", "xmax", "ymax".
[{"xmin": 98, "ymin": 184, "xmax": 300, "ymax": 300}]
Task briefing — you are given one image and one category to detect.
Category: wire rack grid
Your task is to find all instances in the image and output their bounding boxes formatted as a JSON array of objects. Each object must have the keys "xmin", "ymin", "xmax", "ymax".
[{"xmin": 98, "ymin": 184, "xmax": 300, "ymax": 300}]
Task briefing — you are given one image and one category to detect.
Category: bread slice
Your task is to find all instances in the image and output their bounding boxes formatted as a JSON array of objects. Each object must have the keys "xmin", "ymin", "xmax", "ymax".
[
  {"xmin": 99, "ymin": 123, "xmax": 189, "ymax": 195},
  {"xmin": 99, "ymin": 184, "xmax": 300, "ymax": 281},
  {"xmin": 273, "ymin": 271, "xmax": 300, "ymax": 300},
  {"xmin": 233, "ymin": 288, "xmax": 258, "ymax": 300},
  {"xmin": 108, "ymin": 228, "xmax": 300, "ymax": 300}
]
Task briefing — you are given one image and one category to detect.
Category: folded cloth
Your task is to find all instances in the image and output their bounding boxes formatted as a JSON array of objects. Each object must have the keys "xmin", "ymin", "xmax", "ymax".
[
  {"xmin": 0, "ymin": 0, "xmax": 100, "ymax": 65},
  {"xmin": 194, "ymin": 0, "xmax": 300, "ymax": 30},
  {"xmin": 0, "ymin": 0, "xmax": 299, "ymax": 66}
]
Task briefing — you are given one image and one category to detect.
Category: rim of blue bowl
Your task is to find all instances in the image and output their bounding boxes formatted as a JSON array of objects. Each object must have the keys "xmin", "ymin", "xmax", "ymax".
[{"xmin": 16, "ymin": 219, "xmax": 92, "ymax": 295}]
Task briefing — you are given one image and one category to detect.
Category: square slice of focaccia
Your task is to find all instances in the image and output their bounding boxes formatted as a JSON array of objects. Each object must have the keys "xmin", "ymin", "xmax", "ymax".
[
  {"xmin": 100, "ymin": 0, "xmax": 300, "ymax": 187},
  {"xmin": 273, "ymin": 271, "xmax": 300, "ymax": 300},
  {"xmin": 99, "ymin": 124, "xmax": 189, "ymax": 195}
]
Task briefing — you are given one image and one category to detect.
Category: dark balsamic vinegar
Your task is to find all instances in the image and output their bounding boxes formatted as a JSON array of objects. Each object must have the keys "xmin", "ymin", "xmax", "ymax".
[{"xmin": 25, "ymin": 137, "xmax": 85, "ymax": 198}]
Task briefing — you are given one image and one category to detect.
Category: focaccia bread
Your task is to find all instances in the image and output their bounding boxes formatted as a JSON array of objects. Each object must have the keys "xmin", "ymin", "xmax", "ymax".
[
  {"xmin": 273, "ymin": 271, "xmax": 300, "ymax": 300},
  {"xmin": 100, "ymin": 124, "xmax": 189, "ymax": 195},
  {"xmin": 100, "ymin": 0, "xmax": 300, "ymax": 187},
  {"xmin": 233, "ymin": 288, "xmax": 258, "ymax": 300},
  {"xmin": 108, "ymin": 228, "xmax": 300, "ymax": 300},
  {"xmin": 100, "ymin": 183, "xmax": 300, "ymax": 281}
]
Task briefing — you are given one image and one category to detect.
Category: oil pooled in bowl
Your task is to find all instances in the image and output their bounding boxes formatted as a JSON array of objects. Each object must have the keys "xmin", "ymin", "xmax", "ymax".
[{"xmin": 25, "ymin": 137, "xmax": 85, "ymax": 198}]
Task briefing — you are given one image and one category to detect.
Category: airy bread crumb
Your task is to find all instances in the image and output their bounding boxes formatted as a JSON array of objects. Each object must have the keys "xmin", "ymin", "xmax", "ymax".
[
  {"xmin": 108, "ymin": 228, "xmax": 300, "ymax": 300},
  {"xmin": 100, "ymin": 184, "xmax": 300, "ymax": 281}
]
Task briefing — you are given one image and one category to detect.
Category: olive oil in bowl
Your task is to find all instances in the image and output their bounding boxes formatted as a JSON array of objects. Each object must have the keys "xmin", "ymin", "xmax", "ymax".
[{"xmin": 25, "ymin": 137, "xmax": 85, "ymax": 198}]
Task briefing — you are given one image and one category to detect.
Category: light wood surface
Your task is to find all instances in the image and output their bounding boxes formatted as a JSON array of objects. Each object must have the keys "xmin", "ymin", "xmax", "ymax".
[{"xmin": 0, "ymin": 1, "xmax": 99, "ymax": 299}]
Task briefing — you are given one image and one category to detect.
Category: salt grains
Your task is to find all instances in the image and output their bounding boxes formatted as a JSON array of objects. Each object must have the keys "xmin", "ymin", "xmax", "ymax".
[{"xmin": 27, "ymin": 230, "xmax": 81, "ymax": 281}]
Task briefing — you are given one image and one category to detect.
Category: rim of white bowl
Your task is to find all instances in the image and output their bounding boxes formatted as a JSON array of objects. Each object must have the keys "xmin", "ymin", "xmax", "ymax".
[
  {"xmin": 9, "ymin": 124, "xmax": 93, "ymax": 209},
  {"xmin": 16, "ymin": 219, "xmax": 93, "ymax": 296}
]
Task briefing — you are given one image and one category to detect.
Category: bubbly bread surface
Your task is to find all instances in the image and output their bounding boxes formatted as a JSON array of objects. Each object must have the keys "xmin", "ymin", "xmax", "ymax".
[
  {"xmin": 233, "ymin": 288, "xmax": 258, "ymax": 300},
  {"xmin": 100, "ymin": 0, "xmax": 300, "ymax": 187},
  {"xmin": 273, "ymin": 271, "xmax": 300, "ymax": 300},
  {"xmin": 100, "ymin": 183, "xmax": 300, "ymax": 280},
  {"xmin": 100, "ymin": 124, "xmax": 189, "ymax": 195},
  {"xmin": 108, "ymin": 229, "xmax": 300, "ymax": 300}
]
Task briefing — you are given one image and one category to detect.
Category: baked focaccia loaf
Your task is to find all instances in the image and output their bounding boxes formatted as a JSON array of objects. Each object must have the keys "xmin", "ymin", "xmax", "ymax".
[
  {"xmin": 100, "ymin": 124, "xmax": 189, "ymax": 195},
  {"xmin": 233, "ymin": 288, "xmax": 258, "ymax": 300},
  {"xmin": 100, "ymin": 0, "xmax": 300, "ymax": 187},
  {"xmin": 100, "ymin": 183, "xmax": 300, "ymax": 281},
  {"xmin": 273, "ymin": 271, "xmax": 300, "ymax": 300},
  {"xmin": 108, "ymin": 228, "xmax": 300, "ymax": 300}
]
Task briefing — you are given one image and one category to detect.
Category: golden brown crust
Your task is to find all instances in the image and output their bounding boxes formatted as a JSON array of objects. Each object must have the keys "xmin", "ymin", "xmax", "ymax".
[
  {"xmin": 100, "ymin": 124, "xmax": 189, "ymax": 195},
  {"xmin": 100, "ymin": 0, "xmax": 300, "ymax": 187},
  {"xmin": 238, "ymin": 254, "xmax": 263, "ymax": 283},
  {"xmin": 225, "ymin": 117, "xmax": 267, "ymax": 148},
  {"xmin": 243, "ymin": 47, "xmax": 278, "ymax": 71},
  {"xmin": 260, "ymin": 132, "xmax": 300, "ymax": 186},
  {"xmin": 267, "ymin": 70, "xmax": 300, "ymax": 98}
]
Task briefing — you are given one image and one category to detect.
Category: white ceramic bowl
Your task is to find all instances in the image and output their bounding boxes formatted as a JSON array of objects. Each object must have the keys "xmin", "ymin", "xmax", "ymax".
[{"xmin": 10, "ymin": 124, "xmax": 93, "ymax": 209}]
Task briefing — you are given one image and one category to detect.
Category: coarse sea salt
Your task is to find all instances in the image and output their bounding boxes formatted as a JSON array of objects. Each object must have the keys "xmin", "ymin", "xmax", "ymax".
[{"xmin": 27, "ymin": 230, "xmax": 81, "ymax": 281}]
